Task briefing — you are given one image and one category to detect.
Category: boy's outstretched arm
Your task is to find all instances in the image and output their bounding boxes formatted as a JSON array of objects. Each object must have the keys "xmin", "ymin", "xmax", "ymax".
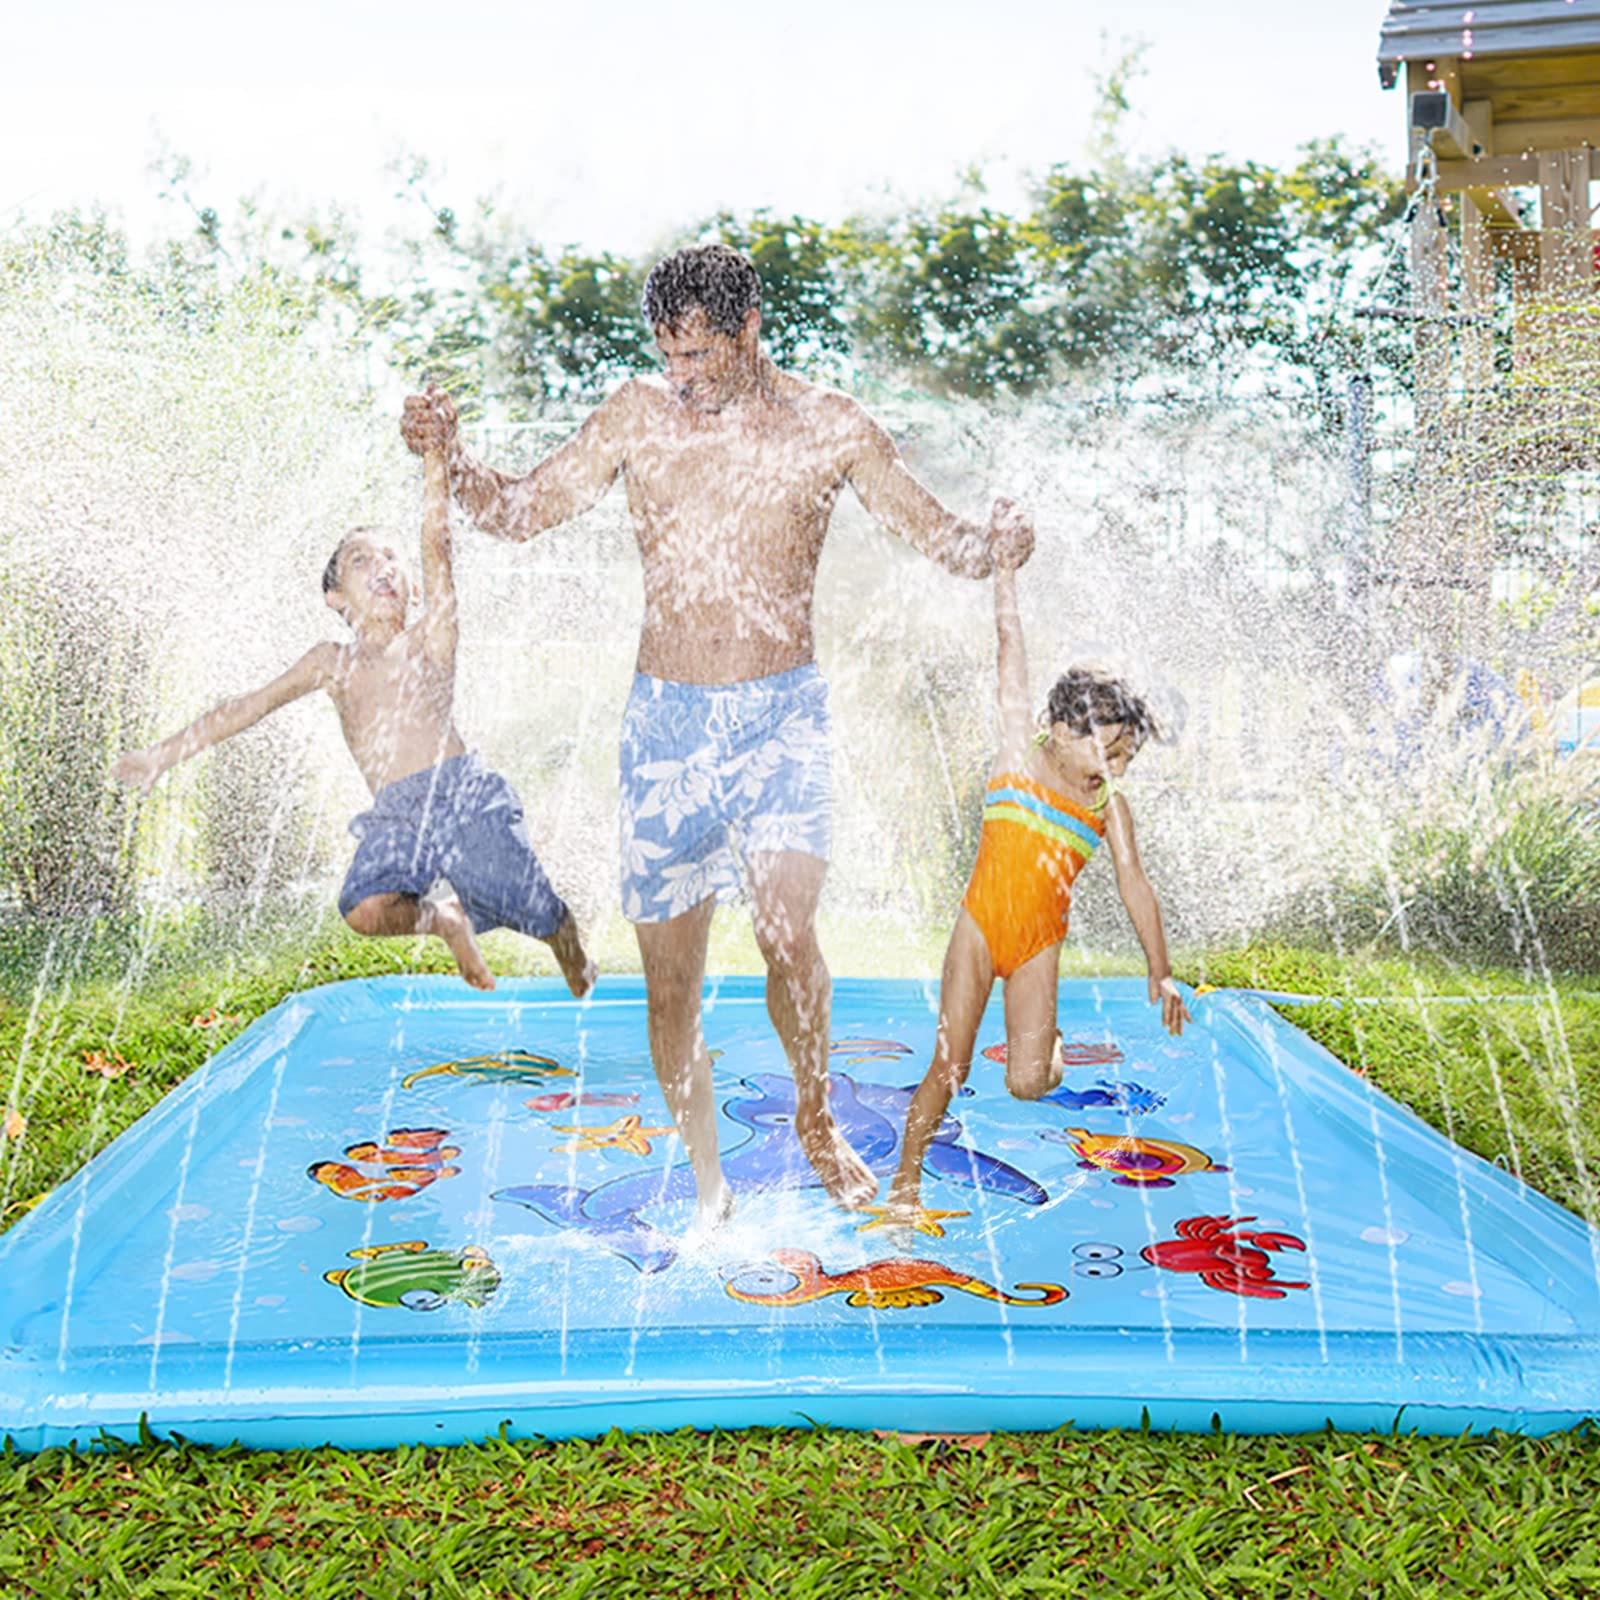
[
  {"xmin": 1103, "ymin": 794, "xmax": 1192, "ymax": 1036},
  {"xmin": 844, "ymin": 405, "xmax": 1034, "ymax": 578},
  {"xmin": 418, "ymin": 448, "xmax": 458, "ymax": 667},
  {"xmin": 113, "ymin": 645, "xmax": 335, "ymax": 793},
  {"xmin": 401, "ymin": 384, "xmax": 626, "ymax": 544}
]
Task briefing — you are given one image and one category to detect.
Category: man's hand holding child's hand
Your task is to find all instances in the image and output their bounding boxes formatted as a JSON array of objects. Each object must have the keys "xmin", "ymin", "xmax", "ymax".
[
  {"xmin": 990, "ymin": 497, "xmax": 1035, "ymax": 572},
  {"xmin": 400, "ymin": 386, "xmax": 459, "ymax": 458}
]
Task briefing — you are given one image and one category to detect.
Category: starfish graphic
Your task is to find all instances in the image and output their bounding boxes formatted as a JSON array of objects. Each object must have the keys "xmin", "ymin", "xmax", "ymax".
[
  {"xmin": 855, "ymin": 1204, "xmax": 971, "ymax": 1240},
  {"xmin": 552, "ymin": 1114, "xmax": 677, "ymax": 1157}
]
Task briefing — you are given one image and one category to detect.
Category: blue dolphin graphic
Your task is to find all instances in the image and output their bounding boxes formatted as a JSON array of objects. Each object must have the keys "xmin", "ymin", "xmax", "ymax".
[{"xmin": 494, "ymin": 1071, "xmax": 1048, "ymax": 1271}]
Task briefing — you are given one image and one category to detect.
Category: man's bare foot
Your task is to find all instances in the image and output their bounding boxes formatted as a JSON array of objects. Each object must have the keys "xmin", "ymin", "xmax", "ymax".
[
  {"xmin": 699, "ymin": 1184, "xmax": 737, "ymax": 1230},
  {"xmin": 427, "ymin": 899, "xmax": 495, "ymax": 992},
  {"xmin": 679, "ymin": 1184, "xmax": 737, "ymax": 1254},
  {"xmin": 795, "ymin": 1110, "xmax": 879, "ymax": 1209},
  {"xmin": 546, "ymin": 915, "xmax": 597, "ymax": 999}
]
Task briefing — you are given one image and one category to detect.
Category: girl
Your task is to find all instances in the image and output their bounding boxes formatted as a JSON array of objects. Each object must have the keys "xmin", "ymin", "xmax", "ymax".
[{"xmin": 884, "ymin": 556, "xmax": 1190, "ymax": 1219}]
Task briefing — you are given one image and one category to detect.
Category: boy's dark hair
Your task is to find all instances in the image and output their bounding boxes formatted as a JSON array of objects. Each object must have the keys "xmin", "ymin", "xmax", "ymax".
[
  {"xmin": 1045, "ymin": 668, "xmax": 1162, "ymax": 750},
  {"xmin": 320, "ymin": 528, "xmax": 383, "ymax": 595},
  {"xmin": 641, "ymin": 244, "xmax": 761, "ymax": 338}
]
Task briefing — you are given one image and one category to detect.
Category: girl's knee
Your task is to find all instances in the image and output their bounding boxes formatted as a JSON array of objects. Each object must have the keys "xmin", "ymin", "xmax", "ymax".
[
  {"xmin": 1006, "ymin": 1053, "xmax": 1062, "ymax": 1102},
  {"xmin": 344, "ymin": 901, "xmax": 379, "ymax": 937}
]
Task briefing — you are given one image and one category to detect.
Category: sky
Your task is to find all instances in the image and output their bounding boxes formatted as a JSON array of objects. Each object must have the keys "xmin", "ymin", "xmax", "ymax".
[{"xmin": 6, "ymin": 1, "xmax": 1405, "ymax": 254}]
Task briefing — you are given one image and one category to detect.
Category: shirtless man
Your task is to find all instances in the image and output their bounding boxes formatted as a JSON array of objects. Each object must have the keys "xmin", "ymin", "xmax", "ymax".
[
  {"xmin": 114, "ymin": 449, "xmax": 595, "ymax": 996},
  {"xmin": 401, "ymin": 243, "xmax": 1034, "ymax": 1222}
]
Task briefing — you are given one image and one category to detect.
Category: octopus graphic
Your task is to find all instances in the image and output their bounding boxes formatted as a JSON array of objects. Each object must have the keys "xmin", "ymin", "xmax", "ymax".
[
  {"xmin": 308, "ymin": 1127, "xmax": 461, "ymax": 1203},
  {"xmin": 1060, "ymin": 1128, "xmax": 1227, "ymax": 1188},
  {"xmin": 1140, "ymin": 1215, "xmax": 1310, "ymax": 1299},
  {"xmin": 722, "ymin": 1249, "xmax": 1067, "ymax": 1310}
]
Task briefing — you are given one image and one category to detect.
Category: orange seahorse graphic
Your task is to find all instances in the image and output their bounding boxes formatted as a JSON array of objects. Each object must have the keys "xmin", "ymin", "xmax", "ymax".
[
  {"xmin": 308, "ymin": 1126, "xmax": 461, "ymax": 1203},
  {"xmin": 723, "ymin": 1249, "xmax": 1067, "ymax": 1310}
]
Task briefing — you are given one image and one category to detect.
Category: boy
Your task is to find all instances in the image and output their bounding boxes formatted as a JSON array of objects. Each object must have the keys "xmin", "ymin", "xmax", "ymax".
[{"xmin": 114, "ymin": 450, "xmax": 594, "ymax": 996}]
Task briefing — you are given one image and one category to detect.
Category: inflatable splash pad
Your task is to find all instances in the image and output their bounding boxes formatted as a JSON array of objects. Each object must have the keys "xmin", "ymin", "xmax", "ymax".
[{"xmin": 3, "ymin": 975, "xmax": 1598, "ymax": 1451}]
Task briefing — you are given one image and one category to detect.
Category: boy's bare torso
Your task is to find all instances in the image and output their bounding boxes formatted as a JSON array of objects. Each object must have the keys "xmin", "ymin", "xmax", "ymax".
[{"xmin": 317, "ymin": 631, "xmax": 466, "ymax": 795}]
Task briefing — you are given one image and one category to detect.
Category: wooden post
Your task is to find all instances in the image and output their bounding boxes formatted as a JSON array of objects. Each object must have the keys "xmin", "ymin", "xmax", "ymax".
[
  {"xmin": 1458, "ymin": 192, "xmax": 1497, "ymax": 655},
  {"xmin": 1538, "ymin": 148, "xmax": 1593, "ymax": 299},
  {"xmin": 1460, "ymin": 193, "xmax": 1494, "ymax": 395},
  {"xmin": 1406, "ymin": 173, "xmax": 1453, "ymax": 669}
]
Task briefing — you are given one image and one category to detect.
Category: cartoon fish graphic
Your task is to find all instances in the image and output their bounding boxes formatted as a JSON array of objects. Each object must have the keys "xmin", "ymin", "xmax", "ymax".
[
  {"xmin": 524, "ymin": 1092, "xmax": 640, "ymax": 1112},
  {"xmin": 1042, "ymin": 1079, "xmax": 1165, "ymax": 1116},
  {"xmin": 984, "ymin": 1039, "xmax": 1125, "ymax": 1069},
  {"xmin": 402, "ymin": 1049, "xmax": 570, "ymax": 1091},
  {"xmin": 829, "ymin": 1038, "xmax": 916, "ymax": 1067},
  {"xmin": 308, "ymin": 1126, "xmax": 461, "ymax": 1203},
  {"xmin": 723, "ymin": 1249, "xmax": 1066, "ymax": 1310},
  {"xmin": 324, "ymin": 1240, "xmax": 501, "ymax": 1311},
  {"xmin": 1060, "ymin": 1128, "xmax": 1227, "ymax": 1188}
]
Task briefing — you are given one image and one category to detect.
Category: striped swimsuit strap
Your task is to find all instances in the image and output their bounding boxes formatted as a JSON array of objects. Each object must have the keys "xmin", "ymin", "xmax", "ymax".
[{"xmin": 982, "ymin": 771, "xmax": 1106, "ymax": 858}]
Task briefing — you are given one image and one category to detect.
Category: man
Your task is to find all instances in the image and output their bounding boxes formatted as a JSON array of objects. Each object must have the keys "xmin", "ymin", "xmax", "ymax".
[{"xmin": 402, "ymin": 243, "xmax": 1034, "ymax": 1227}]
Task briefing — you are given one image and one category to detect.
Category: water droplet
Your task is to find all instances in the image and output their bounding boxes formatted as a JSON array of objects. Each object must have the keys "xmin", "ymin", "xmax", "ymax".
[
  {"xmin": 166, "ymin": 1204, "xmax": 210, "ymax": 1223},
  {"xmin": 170, "ymin": 1261, "xmax": 221, "ymax": 1282},
  {"xmin": 1362, "ymin": 1225, "xmax": 1409, "ymax": 1245},
  {"xmin": 275, "ymin": 1215, "xmax": 322, "ymax": 1233}
]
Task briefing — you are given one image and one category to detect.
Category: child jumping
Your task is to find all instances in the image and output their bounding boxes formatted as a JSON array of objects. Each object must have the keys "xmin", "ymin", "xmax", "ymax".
[
  {"xmin": 114, "ymin": 449, "xmax": 595, "ymax": 997},
  {"xmin": 884, "ymin": 555, "xmax": 1190, "ymax": 1219}
]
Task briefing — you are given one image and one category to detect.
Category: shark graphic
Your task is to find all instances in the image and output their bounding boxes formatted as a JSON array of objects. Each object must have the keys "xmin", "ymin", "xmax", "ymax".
[{"xmin": 493, "ymin": 1071, "xmax": 1047, "ymax": 1272}]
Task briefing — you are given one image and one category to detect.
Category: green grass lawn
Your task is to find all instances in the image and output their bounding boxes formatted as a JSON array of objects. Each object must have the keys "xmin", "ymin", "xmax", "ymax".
[{"xmin": 3, "ymin": 914, "xmax": 1599, "ymax": 1597}]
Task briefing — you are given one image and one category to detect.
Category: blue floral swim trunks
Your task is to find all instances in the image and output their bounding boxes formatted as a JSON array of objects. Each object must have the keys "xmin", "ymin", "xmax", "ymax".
[{"xmin": 618, "ymin": 665, "xmax": 833, "ymax": 924}]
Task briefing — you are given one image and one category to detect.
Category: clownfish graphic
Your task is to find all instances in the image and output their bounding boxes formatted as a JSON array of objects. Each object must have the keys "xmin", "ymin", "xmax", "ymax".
[{"xmin": 308, "ymin": 1126, "xmax": 460, "ymax": 1203}]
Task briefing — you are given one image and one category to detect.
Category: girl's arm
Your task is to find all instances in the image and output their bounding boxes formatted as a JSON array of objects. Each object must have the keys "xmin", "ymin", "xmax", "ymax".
[
  {"xmin": 992, "ymin": 561, "xmax": 1034, "ymax": 770},
  {"xmin": 1102, "ymin": 792, "xmax": 1192, "ymax": 1036},
  {"xmin": 113, "ymin": 645, "xmax": 335, "ymax": 793},
  {"xmin": 418, "ymin": 448, "xmax": 458, "ymax": 668}
]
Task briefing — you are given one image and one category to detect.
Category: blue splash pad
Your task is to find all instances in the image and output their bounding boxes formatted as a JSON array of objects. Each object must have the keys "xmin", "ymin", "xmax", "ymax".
[{"xmin": 3, "ymin": 975, "xmax": 1598, "ymax": 1449}]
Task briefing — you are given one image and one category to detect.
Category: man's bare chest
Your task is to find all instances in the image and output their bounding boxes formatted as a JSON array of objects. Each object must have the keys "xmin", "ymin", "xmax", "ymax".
[{"xmin": 626, "ymin": 424, "xmax": 847, "ymax": 514}]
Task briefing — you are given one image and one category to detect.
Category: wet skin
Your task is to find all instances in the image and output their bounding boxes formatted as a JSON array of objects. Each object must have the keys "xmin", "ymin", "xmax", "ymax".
[{"xmin": 400, "ymin": 307, "xmax": 1035, "ymax": 1218}]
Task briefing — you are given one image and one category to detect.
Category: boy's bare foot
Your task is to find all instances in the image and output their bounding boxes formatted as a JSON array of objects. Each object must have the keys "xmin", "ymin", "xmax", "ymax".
[
  {"xmin": 547, "ymin": 915, "xmax": 597, "ymax": 999},
  {"xmin": 426, "ymin": 898, "xmax": 495, "ymax": 992},
  {"xmin": 795, "ymin": 1111, "xmax": 879, "ymax": 1209}
]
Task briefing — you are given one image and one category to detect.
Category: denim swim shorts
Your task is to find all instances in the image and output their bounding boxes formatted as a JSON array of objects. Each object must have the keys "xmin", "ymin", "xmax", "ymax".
[{"xmin": 338, "ymin": 752, "xmax": 567, "ymax": 939}]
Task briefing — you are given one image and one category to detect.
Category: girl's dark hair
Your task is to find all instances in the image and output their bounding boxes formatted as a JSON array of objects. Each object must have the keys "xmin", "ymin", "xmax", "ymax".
[
  {"xmin": 641, "ymin": 244, "xmax": 762, "ymax": 337},
  {"xmin": 1045, "ymin": 668, "xmax": 1162, "ymax": 750}
]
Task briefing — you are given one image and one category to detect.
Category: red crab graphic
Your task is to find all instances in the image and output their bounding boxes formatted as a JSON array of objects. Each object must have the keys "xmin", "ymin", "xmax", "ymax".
[{"xmin": 1139, "ymin": 1215, "xmax": 1309, "ymax": 1299}]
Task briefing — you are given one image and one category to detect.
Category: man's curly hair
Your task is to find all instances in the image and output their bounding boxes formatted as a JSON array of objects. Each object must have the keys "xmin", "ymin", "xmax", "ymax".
[
  {"xmin": 1045, "ymin": 668, "xmax": 1162, "ymax": 750},
  {"xmin": 641, "ymin": 244, "xmax": 762, "ymax": 337}
]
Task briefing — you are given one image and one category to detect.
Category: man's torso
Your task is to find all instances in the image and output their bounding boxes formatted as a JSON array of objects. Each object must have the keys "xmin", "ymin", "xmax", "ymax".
[{"xmin": 617, "ymin": 372, "xmax": 860, "ymax": 685}]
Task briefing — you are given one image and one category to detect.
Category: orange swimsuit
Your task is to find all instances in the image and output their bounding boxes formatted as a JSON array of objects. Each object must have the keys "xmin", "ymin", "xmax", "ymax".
[{"xmin": 962, "ymin": 770, "xmax": 1106, "ymax": 978}]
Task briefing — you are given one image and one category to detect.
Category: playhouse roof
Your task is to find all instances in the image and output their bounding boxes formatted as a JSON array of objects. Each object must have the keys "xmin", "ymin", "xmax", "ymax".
[{"xmin": 1379, "ymin": 1, "xmax": 1600, "ymax": 87}]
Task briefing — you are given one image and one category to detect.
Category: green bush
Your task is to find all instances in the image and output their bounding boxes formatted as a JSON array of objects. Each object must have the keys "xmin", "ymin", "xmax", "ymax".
[
  {"xmin": 1287, "ymin": 762, "xmax": 1600, "ymax": 974},
  {"xmin": 0, "ymin": 570, "xmax": 146, "ymax": 917}
]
